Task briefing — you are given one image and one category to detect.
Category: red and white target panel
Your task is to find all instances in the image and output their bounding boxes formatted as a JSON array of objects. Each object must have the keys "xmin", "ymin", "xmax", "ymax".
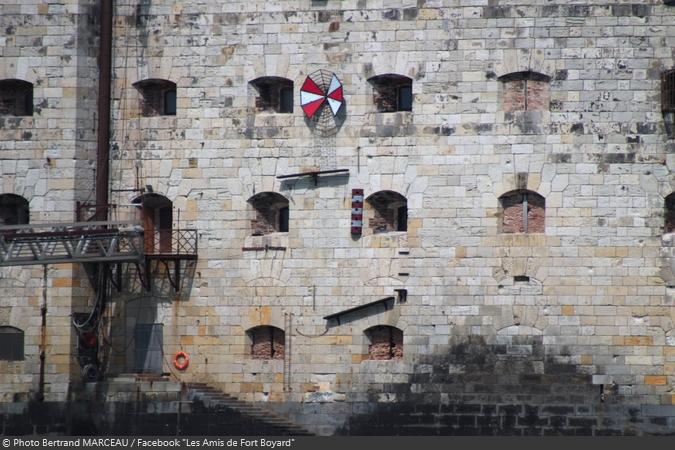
[
  {"xmin": 300, "ymin": 71, "xmax": 344, "ymax": 119},
  {"xmin": 351, "ymin": 188, "xmax": 364, "ymax": 235}
]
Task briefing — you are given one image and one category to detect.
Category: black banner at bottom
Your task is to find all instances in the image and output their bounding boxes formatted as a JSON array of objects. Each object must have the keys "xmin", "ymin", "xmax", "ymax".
[{"xmin": 2, "ymin": 436, "xmax": 674, "ymax": 450}]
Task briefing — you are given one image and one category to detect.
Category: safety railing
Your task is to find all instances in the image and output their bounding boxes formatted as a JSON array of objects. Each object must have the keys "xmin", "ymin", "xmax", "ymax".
[{"xmin": 144, "ymin": 229, "xmax": 198, "ymax": 258}]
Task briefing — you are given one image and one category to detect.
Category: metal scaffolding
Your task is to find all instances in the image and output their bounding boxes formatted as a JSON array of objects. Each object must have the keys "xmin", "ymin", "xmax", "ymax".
[{"xmin": 0, "ymin": 221, "xmax": 144, "ymax": 267}]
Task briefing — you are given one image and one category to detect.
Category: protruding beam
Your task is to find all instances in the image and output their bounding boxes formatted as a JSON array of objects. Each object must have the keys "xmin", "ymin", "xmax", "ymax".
[{"xmin": 277, "ymin": 169, "xmax": 349, "ymax": 186}]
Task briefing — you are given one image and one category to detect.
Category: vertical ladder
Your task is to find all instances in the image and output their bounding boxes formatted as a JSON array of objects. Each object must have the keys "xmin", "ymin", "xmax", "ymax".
[{"xmin": 283, "ymin": 312, "xmax": 292, "ymax": 392}]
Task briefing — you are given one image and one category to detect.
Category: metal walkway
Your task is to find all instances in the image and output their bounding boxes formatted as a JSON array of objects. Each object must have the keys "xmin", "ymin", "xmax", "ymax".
[{"xmin": 0, "ymin": 221, "xmax": 144, "ymax": 267}]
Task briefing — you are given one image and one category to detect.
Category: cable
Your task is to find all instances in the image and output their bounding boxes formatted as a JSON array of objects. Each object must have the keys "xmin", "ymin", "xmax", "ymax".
[
  {"xmin": 72, "ymin": 267, "xmax": 106, "ymax": 330},
  {"xmin": 294, "ymin": 324, "xmax": 330, "ymax": 338}
]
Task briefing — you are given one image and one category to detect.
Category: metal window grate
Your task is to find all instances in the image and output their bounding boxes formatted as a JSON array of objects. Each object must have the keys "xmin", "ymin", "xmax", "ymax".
[{"xmin": 662, "ymin": 70, "xmax": 675, "ymax": 112}]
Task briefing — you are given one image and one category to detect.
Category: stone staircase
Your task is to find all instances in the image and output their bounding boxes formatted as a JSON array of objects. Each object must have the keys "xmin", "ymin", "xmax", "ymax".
[{"xmin": 187, "ymin": 383, "xmax": 314, "ymax": 436}]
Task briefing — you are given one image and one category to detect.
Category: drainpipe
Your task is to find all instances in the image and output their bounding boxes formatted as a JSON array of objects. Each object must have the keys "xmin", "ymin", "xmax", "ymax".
[
  {"xmin": 37, "ymin": 265, "xmax": 48, "ymax": 401},
  {"xmin": 96, "ymin": 0, "xmax": 113, "ymax": 215}
]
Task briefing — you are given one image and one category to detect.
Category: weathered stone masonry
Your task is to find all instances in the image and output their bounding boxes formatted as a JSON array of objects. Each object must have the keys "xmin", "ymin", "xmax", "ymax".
[
  {"xmin": 2, "ymin": 0, "xmax": 675, "ymax": 436},
  {"xmin": 0, "ymin": 0, "xmax": 100, "ymax": 404}
]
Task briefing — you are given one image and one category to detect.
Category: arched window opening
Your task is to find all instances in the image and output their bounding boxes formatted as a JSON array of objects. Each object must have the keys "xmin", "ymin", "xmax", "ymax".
[
  {"xmin": 0, "ymin": 326, "xmax": 24, "ymax": 361},
  {"xmin": 0, "ymin": 194, "xmax": 29, "ymax": 225},
  {"xmin": 498, "ymin": 71, "xmax": 550, "ymax": 112},
  {"xmin": 499, "ymin": 190, "xmax": 545, "ymax": 234},
  {"xmin": 661, "ymin": 70, "xmax": 675, "ymax": 138},
  {"xmin": 368, "ymin": 74, "xmax": 413, "ymax": 112},
  {"xmin": 250, "ymin": 77, "xmax": 294, "ymax": 113},
  {"xmin": 248, "ymin": 192, "xmax": 289, "ymax": 236},
  {"xmin": 365, "ymin": 326, "xmax": 403, "ymax": 360},
  {"xmin": 665, "ymin": 193, "xmax": 675, "ymax": 233},
  {"xmin": 366, "ymin": 190, "xmax": 407, "ymax": 233},
  {"xmin": 133, "ymin": 193, "xmax": 173, "ymax": 253},
  {"xmin": 247, "ymin": 326, "xmax": 285, "ymax": 360},
  {"xmin": 133, "ymin": 79, "xmax": 177, "ymax": 116},
  {"xmin": 0, "ymin": 79, "xmax": 33, "ymax": 116}
]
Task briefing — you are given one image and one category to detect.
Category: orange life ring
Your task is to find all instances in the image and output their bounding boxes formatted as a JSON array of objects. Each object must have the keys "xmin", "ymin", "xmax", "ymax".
[{"xmin": 173, "ymin": 351, "xmax": 189, "ymax": 370}]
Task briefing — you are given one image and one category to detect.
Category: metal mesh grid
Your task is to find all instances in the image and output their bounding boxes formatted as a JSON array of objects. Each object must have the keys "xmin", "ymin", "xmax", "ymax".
[{"xmin": 306, "ymin": 69, "xmax": 342, "ymax": 137}]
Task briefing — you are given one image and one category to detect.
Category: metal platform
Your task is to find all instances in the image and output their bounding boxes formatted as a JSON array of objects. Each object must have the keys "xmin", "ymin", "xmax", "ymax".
[{"xmin": 0, "ymin": 221, "xmax": 144, "ymax": 267}]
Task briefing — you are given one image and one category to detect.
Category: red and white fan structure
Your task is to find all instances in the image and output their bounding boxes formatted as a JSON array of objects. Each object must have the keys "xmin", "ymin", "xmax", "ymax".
[{"xmin": 300, "ymin": 70, "xmax": 345, "ymax": 136}]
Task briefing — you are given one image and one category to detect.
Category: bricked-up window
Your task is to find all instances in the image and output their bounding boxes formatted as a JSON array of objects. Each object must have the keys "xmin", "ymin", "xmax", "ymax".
[
  {"xmin": 0, "ymin": 79, "xmax": 33, "ymax": 116},
  {"xmin": 133, "ymin": 79, "xmax": 177, "ymax": 116},
  {"xmin": 499, "ymin": 71, "xmax": 550, "ymax": 112},
  {"xmin": 248, "ymin": 192, "xmax": 290, "ymax": 236},
  {"xmin": 0, "ymin": 326, "xmax": 24, "ymax": 361},
  {"xmin": 365, "ymin": 326, "xmax": 403, "ymax": 360},
  {"xmin": 368, "ymin": 74, "xmax": 413, "ymax": 112},
  {"xmin": 661, "ymin": 70, "xmax": 675, "ymax": 138},
  {"xmin": 665, "ymin": 193, "xmax": 675, "ymax": 233},
  {"xmin": 499, "ymin": 190, "xmax": 545, "ymax": 234},
  {"xmin": 248, "ymin": 326, "xmax": 284, "ymax": 360},
  {"xmin": 366, "ymin": 190, "xmax": 407, "ymax": 233},
  {"xmin": 0, "ymin": 194, "xmax": 29, "ymax": 225},
  {"xmin": 250, "ymin": 77, "xmax": 294, "ymax": 113}
]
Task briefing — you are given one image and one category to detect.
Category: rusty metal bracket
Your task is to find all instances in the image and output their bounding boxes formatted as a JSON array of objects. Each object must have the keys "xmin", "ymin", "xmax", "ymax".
[
  {"xmin": 242, "ymin": 245, "xmax": 287, "ymax": 252},
  {"xmin": 160, "ymin": 260, "xmax": 182, "ymax": 293},
  {"xmin": 134, "ymin": 261, "xmax": 151, "ymax": 292}
]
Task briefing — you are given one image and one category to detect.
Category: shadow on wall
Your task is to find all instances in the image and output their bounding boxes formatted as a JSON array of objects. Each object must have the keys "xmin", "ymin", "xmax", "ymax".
[
  {"xmin": 332, "ymin": 335, "xmax": 674, "ymax": 436},
  {"xmin": 99, "ymin": 260, "xmax": 196, "ymax": 376}
]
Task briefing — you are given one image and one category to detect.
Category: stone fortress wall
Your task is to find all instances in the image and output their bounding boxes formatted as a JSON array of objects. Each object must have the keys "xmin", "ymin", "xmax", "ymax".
[
  {"xmin": 2, "ymin": 0, "xmax": 675, "ymax": 435},
  {"xmin": 0, "ymin": 0, "xmax": 99, "ymax": 404}
]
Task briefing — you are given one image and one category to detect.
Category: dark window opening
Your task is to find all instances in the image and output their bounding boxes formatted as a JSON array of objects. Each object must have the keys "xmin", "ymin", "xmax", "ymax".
[
  {"xmin": 365, "ymin": 326, "xmax": 403, "ymax": 360},
  {"xmin": 366, "ymin": 190, "xmax": 408, "ymax": 234},
  {"xmin": 368, "ymin": 74, "xmax": 413, "ymax": 113},
  {"xmin": 0, "ymin": 79, "xmax": 33, "ymax": 116},
  {"xmin": 0, "ymin": 326, "xmax": 24, "ymax": 361},
  {"xmin": 250, "ymin": 77, "xmax": 294, "ymax": 114},
  {"xmin": 249, "ymin": 326, "xmax": 285, "ymax": 360},
  {"xmin": 133, "ymin": 79, "xmax": 177, "ymax": 117},
  {"xmin": 662, "ymin": 70, "xmax": 675, "ymax": 138},
  {"xmin": 0, "ymin": 194, "xmax": 29, "ymax": 225},
  {"xmin": 398, "ymin": 85, "xmax": 413, "ymax": 111},
  {"xmin": 163, "ymin": 89, "xmax": 177, "ymax": 115},
  {"xmin": 396, "ymin": 205, "xmax": 408, "ymax": 232},
  {"xmin": 248, "ymin": 192, "xmax": 290, "ymax": 236},
  {"xmin": 500, "ymin": 190, "xmax": 545, "ymax": 234},
  {"xmin": 514, "ymin": 275, "xmax": 530, "ymax": 283},
  {"xmin": 279, "ymin": 87, "xmax": 294, "ymax": 113},
  {"xmin": 499, "ymin": 71, "xmax": 550, "ymax": 112},
  {"xmin": 278, "ymin": 206, "xmax": 289, "ymax": 233},
  {"xmin": 665, "ymin": 193, "xmax": 675, "ymax": 233}
]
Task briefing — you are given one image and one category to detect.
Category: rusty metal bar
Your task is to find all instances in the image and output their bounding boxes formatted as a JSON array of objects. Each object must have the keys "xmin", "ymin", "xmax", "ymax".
[
  {"xmin": 96, "ymin": 0, "xmax": 113, "ymax": 214},
  {"xmin": 242, "ymin": 245, "xmax": 287, "ymax": 252}
]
